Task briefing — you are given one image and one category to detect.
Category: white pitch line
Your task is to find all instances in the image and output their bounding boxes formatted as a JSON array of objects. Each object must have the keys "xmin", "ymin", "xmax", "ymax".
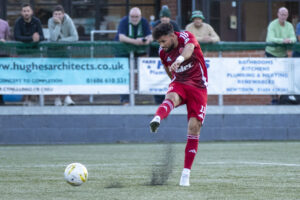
[
  {"xmin": 200, "ymin": 161, "xmax": 300, "ymax": 167},
  {"xmin": 1, "ymin": 161, "xmax": 300, "ymax": 169},
  {"xmin": 237, "ymin": 161, "xmax": 300, "ymax": 167}
]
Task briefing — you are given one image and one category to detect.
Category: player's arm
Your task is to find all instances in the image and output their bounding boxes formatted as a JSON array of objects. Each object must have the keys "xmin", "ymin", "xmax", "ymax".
[{"xmin": 170, "ymin": 43, "xmax": 195, "ymax": 72}]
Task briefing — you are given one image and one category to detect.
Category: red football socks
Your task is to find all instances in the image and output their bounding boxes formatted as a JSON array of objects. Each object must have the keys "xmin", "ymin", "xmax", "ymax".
[
  {"xmin": 184, "ymin": 134, "xmax": 199, "ymax": 169},
  {"xmin": 155, "ymin": 99, "xmax": 174, "ymax": 120}
]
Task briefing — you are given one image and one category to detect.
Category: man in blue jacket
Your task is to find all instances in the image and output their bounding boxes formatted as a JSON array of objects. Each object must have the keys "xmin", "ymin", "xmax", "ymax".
[{"xmin": 115, "ymin": 7, "xmax": 152, "ymax": 105}]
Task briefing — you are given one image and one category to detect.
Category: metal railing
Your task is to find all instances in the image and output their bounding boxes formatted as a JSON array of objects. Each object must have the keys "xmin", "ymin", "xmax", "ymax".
[{"xmin": 0, "ymin": 41, "xmax": 299, "ymax": 106}]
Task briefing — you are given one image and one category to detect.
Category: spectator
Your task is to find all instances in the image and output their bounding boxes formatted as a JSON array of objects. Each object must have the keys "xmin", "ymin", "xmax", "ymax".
[
  {"xmin": 48, "ymin": 5, "xmax": 78, "ymax": 42},
  {"xmin": 150, "ymin": 5, "xmax": 180, "ymax": 104},
  {"xmin": 14, "ymin": 3, "xmax": 44, "ymax": 43},
  {"xmin": 265, "ymin": 7, "xmax": 296, "ymax": 105},
  {"xmin": 289, "ymin": 14, "xmax": 300, "ymax": 104},
  {"xmin": 149, "ymin": 15, "xmax": 155, "ymax": 30},
  {"xmin": 152, "ymin": 5, "xmax": 180, "ymax": 32},
  {"xmin": 0, "ymin": 15, "xmax": 10, "ymax": 105},
  {"xmin": 115, "ymin": 7, "xmax": 152, "ymax": 105},
  {"xmin": 14, "ymin": 3, "xmax": 44, "ymax": 106},
  {"xmin": 0, "ymin": 17, "xmax": 10, "ymax": 42},
  {"xmin": 293, "ymin": 20, "xmax": 300, "ymax": 57},
  {"xmin": 48, "ymin": 5, "xmax": 78, "ymax": 106},
  {"xmin": 185, "ymin": 10, "xmax": 220, "ymax": 43}
]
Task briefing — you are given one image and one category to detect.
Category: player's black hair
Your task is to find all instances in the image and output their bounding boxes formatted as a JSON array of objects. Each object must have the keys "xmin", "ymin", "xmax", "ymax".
[
  {"xmin": 152, "ymin": 23, "xmax": 174, "ymax": 40},
  {"xmin": 53, "ymin": 5, "xmax": 65, "ymax": 13},
  {"xmin": 21, "ymin": 3, "xmax": 32, "ymax": 9}
]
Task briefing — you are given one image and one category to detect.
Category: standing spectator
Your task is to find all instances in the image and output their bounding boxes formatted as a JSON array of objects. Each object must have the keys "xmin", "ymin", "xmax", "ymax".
[
  {"xmin": 150, "ymin": 5, "xmax": 180, "ymax": 104},
  {"xmin": 0, "ymin": 17, "xmax": 10, "ymax": 42},
  {"xmin": 14, "ymin": 3, "xmax": 44, "ymax": 43},
  {"xmin": 115, "ymin": 7, "xmax": 152, "ymax": 105},
  {"xmin": 265, "ymin": 7, "xmax": 296, "ymax": 105},
  {"xmin": 293, "ymin": 20, "xmax": 300, "ymax": 57},
  {"xmin": 14, "ymin": 3, "xmax": 44, "ymax": 106},
  {"xmin": 48, "ymin": 5, "xmax": 78, "ymax": 106},
  {"xmin": 289, "ymin": 13, "xmax": 300, "ymax": 104},
  {"xmin": 152, "ymin": 5, "xmax": 180, "ymax": 32},
  {"xmin": 0, "ymin": 15, "xmax": 10, "ymax": 105},
  {"xmin": 185, "ymin": 10, "xmax": 220, "ymax": 43},
  {"xmin": 48, "ymin": 5, "xmax": 78, "ymax": 42}
]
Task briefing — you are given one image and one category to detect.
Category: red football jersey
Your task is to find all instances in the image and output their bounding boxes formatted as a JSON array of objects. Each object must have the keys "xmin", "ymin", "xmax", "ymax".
[{"xmin": 159, "ymin": 31, "xmax": 208, "ymax": 89}]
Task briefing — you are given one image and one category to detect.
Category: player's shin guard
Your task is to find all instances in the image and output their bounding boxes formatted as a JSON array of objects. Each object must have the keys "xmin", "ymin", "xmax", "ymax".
[
  {"xmin": 184, "ymin": 134, "xmax": 199, "ymax": 169},
  {"xmin": 155, "ymin": 99, "xmax": 174, "ymax": 120}
]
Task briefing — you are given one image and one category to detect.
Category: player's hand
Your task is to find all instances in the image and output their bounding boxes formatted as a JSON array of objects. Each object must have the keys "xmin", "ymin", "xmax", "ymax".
[
  {"xmin": 170, "ymin": 56, "xmax": 184, "ymax": 72},
  {"xmin": 170, "ymin": 60, "xmax": 181, "ymax": 72}
]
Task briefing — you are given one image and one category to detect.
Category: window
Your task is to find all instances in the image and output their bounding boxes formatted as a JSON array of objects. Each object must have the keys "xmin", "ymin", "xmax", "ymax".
[
  {"xmin": 72, "ymin": 0, "xmax": 155, "ymax": 40},
  {"xmin": 71, "ymin": 1, "xmax": 96, "ymax": 40}
]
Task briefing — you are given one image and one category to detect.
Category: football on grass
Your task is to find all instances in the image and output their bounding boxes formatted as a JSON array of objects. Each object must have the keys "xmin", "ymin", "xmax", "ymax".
[{"xmin": 64, "ymin": 163, "xmax": 88, "ymax": 186}]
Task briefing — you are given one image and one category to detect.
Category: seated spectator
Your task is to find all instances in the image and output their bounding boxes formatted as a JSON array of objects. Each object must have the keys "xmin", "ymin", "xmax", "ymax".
[
  {"xmin": 14, "ymin": 3, "xmax": 44, "ymax": 106},
  {"xmin": 185, "ymin": 10, "xmax": 220, "ymax": 43},
  {"xmin": 115, "ymin": 7, "xmax": 152, "ymax": 105},
  {"xmin": 48, "ymin": 5, "xmax": 78, "ymax": 106}
]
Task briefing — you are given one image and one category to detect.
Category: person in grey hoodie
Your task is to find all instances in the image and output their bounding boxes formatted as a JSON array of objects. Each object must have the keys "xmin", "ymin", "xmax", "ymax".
[
  {"xmin": 48, "ymin": 5, "xmax": 78, "ymax": 106},
  {"xmin": 48, "ymin": 5, "xmax": 78, "ymax": 42}
]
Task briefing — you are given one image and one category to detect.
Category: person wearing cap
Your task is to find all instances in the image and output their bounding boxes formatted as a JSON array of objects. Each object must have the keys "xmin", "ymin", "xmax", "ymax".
[
  {"xmin": 150, "ymin": 5, "xmax": 180, "ymax": 104},
  {"xmin": 150, "ymin": 5, "xmax": 180, "ymax": 105},
  {"xmin": 185, "ymin": 10, "xmax": 220, "ymax": 43},
  {"xmin": 152, "ymin": 5, "xmax": 180, "ymax": 32}
]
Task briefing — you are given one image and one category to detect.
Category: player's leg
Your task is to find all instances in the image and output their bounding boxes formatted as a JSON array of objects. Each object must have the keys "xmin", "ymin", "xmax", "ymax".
[
  {"xmin": 180, "ymin": 118, "xmax": 202, "ymax": 186},
  {"xmin": 179, "ymin": 86, "xmax": 207, "ymax": 186},
  {"xmin": 149, "ymin": 92, "xmax": 181, "ymax": 133}
]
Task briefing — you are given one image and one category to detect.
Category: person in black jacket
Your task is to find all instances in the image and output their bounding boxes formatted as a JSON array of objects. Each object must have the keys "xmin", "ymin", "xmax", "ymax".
[
  {"xmin": 14, "ymin": 3, "xmax": 44, "ymax": 106},
  {"xmin": 14, "ymin": 3, "xmax": 44, "ymax": 43}
]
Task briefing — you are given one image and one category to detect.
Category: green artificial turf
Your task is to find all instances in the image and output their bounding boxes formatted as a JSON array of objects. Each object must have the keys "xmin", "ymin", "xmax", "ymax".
[{"xmin": 0, "ymin": 142, "xmax": 299, "ymax": 200}]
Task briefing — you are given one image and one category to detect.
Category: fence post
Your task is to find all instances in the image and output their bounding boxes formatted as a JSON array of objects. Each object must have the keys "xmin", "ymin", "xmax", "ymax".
[
  {"xmin": 39, "ymin": 46, "xmax": 44, "ymax": 106},
  {"xmin": 218, "ymin": 50, "xmax": 223, "ymax": 106},
  {"xmin": 89, "ymin": 31, "xmax": 95, "ymax": 103},
  {"xmin": 129, "ymin": 51, "xmax": 135, "ymax": 106}
]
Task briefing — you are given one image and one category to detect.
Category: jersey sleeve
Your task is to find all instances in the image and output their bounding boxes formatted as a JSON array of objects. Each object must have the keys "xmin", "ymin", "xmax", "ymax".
[{"xmin": 178, "ymin": 31, "xmax": 199, "ymax": 46}]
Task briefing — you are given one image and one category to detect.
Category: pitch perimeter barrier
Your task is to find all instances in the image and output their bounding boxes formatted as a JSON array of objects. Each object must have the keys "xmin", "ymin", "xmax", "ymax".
[
  {"xmin": 1, "ymin": 41, "xmax": 300, "ymax": 57},
  {"xmin": 0, "ymin": 105, "xmax": 300, "ymax": 144},
  {"xmin": 0, "ymin": 41, "xmax": 300, "ymax": 106}
]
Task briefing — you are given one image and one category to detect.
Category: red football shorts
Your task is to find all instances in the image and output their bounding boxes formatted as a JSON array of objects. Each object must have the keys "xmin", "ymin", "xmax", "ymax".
[{"xmin": 167, "ymin": 82, "xmax": 207, "ymax": 124}]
